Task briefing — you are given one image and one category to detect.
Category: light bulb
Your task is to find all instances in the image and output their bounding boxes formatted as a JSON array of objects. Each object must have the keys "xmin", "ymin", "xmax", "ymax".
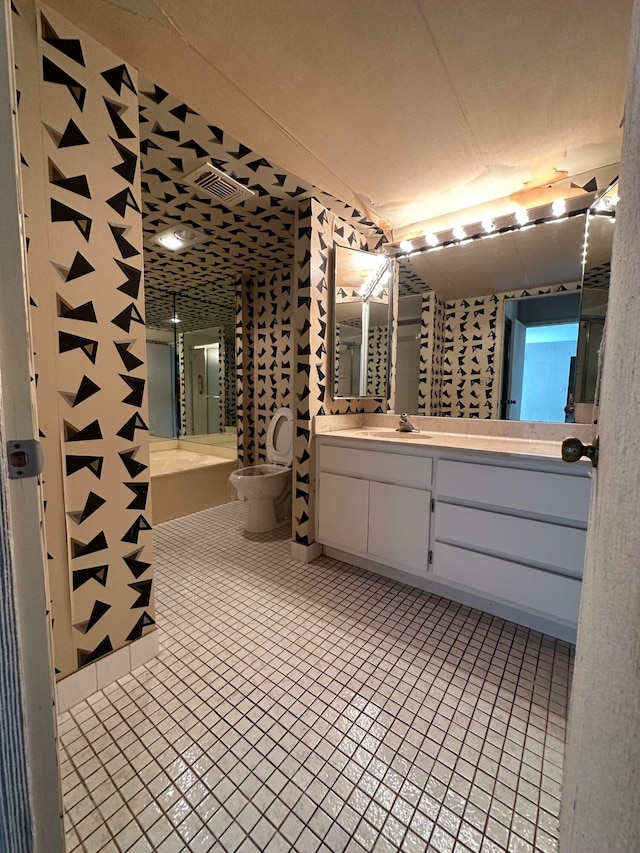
[
  {"xmin": 424, "ymin": 232, "xmax": 439, "ymax": 247},
  {"xmin": 173, "ymin": 227, "xmax": 197, "ymax": 242},
  {"xmin": 170, "ymin": 316, "xmax": 181, "ymax": 324},
  {"xmin": 158, "ymin": 235, "xmax": 184, "ymax": 251},
  {"xmin": 515, "ymin": 208, "xmax": 529, "ymax": 226},
  {"xmin": 481, "ymin": 218, "xmax": 495, "ymax": 233},
  {"xmin": 399, "ymin": 240, "xmax": 413, "ymax": 252},
  {"xmin": 552, "ymin": 199, "xmax": 566, "ymax": 217},
  {"xmin": 452, "ymin": 225, "xmax": 466, "ymax": 241}
]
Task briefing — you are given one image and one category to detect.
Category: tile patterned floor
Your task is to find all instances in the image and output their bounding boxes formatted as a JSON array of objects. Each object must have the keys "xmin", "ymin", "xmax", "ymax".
[{"xmin": 60, "ymin": 501, "xmax": 573, "ymax": 853}]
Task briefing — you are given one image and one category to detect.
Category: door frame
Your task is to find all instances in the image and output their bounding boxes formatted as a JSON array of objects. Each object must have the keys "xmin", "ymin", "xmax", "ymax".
[{"xmin": 0, "ymin": 5, "xmax": 63, "ymax": 850}]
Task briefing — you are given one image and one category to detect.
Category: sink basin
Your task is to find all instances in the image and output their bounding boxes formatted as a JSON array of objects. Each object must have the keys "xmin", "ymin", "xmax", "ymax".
[{"xmin": 356, "ymin": 429, "xmax": 432, "ymax": 440}]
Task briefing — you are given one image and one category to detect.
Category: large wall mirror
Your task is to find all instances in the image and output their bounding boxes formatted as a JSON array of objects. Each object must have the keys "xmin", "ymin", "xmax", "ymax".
[
  {"xmin": 145, "ymin": 291, "xmax": 236, "ymax": 448},
  {"xmin": 574, "ymin": 180, "xmax": 617, "ymax": 408},
  {"xmin": 394, "ymin": 176, "xmax": 618, "ymax": 423},
  {"xmin": 332, "ymin": 246, "xmax": 393, "ymax": 399}
]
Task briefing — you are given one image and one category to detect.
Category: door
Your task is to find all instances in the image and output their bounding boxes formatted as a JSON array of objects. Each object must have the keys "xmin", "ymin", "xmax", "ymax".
[
  {"xmin": 368, "ymin": 481, "xmax": 431, "ymax": 574},
  {"xmin": 0, "ymin": 5, "xmax": 63, "ymax": 849},
  {"xmin": 507, "ymin": 317, "xmax": 526, "ymax": 419},
  {"xmin": 205, "ymin": 342, "xmax": 223, "ymax": 433},
  {"xmin": 146, "ymin": 341, "xmax": 176, "ymax": 437},
  {"xmin": 189, "ymin": 347, "xmax": 208, "ymax": 434}
]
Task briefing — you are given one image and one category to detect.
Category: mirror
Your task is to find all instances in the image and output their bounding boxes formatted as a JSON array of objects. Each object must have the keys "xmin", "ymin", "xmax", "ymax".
[
  {"xmin": 332, "ymin": 246, "xmax": 393, "ymax": 399},
  {"xmin": 394, "ymin": 175, "xmax": 619, "ymax": 422},
  {"xmin": 500, "ymin": 291, "xmax": 580, "ymax": 422},
  {"xmin": 145, "ymin": 291, "xmax": 237, "ymax": 445},
  {"xmin": 574, "ymin": 180, "xmax": 617, "ymax": 408}
]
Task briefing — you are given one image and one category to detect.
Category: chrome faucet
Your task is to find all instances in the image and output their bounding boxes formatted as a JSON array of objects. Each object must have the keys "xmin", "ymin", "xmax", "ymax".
[{"xmin": 396, "ymin": 413, "xmax": 419, "ymax": 433}]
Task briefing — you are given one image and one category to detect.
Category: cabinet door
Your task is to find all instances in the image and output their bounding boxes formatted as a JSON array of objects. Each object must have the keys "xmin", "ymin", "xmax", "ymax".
[
  {"xmin": 318, "ymin": 472, "xmax": 369, "ymax": 552},
  {"xmin": 368, "ymin": 481, "xmax": 431, "ymax": 574}
]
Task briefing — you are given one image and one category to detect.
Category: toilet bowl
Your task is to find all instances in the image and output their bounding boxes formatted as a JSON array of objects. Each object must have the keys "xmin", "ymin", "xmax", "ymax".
[{"xmin": 229, "ymin": 407, "xmax": 293, "ymax": 532}]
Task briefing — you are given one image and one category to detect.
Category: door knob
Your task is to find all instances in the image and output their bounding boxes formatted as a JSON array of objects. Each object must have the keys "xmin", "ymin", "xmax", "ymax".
[{"xmin": 561, "ymin": 436, "xmax": 599, "ymax": 467}]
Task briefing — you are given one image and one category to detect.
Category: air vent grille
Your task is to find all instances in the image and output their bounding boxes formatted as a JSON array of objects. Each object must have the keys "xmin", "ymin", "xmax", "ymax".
[{"xmin": 182, "ymin": 163, "xmax": 255, "ymax": 207}]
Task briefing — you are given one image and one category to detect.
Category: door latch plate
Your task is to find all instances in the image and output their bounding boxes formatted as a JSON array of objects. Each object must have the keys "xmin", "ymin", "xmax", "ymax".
[{"xmin": 6, "ymin": 439, "xmax": 44, "ymax": 479}]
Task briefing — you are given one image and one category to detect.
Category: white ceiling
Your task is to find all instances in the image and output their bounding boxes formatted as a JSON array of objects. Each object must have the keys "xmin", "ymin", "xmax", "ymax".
[{"xmin": 45, "ymin": 0, "xmax": 633, "ymax": 236}]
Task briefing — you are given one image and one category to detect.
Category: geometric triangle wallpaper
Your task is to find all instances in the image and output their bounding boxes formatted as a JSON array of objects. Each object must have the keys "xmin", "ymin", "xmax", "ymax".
[{"xmin": 14, "ymin": 0, "xmax": 154, "ymax": 678}]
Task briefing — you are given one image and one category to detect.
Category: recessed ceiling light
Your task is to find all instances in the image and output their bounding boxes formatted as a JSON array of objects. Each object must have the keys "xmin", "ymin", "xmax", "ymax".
[{"xmin": 150, "ymin": 225, "xmax": 206, "ymax": 253}]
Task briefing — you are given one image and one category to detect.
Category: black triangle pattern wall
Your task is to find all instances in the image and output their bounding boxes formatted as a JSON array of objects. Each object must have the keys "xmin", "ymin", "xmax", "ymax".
[
  {"xmin": 292, "ymin": 199, "xmax": 388, "ymax": 546},
  {"xmin": 417, "ymin": 282, "xmax": 582, "ymax": 418},
  {"xmin": 13, "ymin": 1, "xmax": 154, "ymax": 678},
  {"xmin": 138, "ymin": 81, "xmax": 379, "ymax": 333},
  {"xmin": 234, "ymin": 267, "xmax": 293, "ymax": 469},
  {"xmin": 13, "ymin": 0, "xmax": 72, "ymax": 676}
]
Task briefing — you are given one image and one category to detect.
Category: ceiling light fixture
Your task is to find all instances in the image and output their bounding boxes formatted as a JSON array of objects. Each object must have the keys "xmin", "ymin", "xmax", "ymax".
[
  {"xmin": 150, "ymin": 225, "xmax": 206, "ymax": 253},
  {"xmin": 170, "ymin": 315, "xmax": 181, "ymax": 324},
  {"xmin": 552, "ymin": 199, "xmax": 567, "ymax": 217},
  {"xmin": 392, "ymin": 196, "xmax": 595, "ymax": 261}
]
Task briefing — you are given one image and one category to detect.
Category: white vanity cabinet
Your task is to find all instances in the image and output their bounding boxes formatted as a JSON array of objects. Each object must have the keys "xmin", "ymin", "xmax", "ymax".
[
  {"xmin": 316, "ymin": 435, "xmax": 592, "ymax": 641},
  {"xmin": 433, "ymin": 458, "xmax": 590, "ymax": 627},
  {"xmin": 317, "ymin": 443, "xmax": 433, "ymax": 575}
]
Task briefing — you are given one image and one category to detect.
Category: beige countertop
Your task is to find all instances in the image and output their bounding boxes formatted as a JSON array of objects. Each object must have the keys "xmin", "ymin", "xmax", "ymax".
[{"xmin": 317, "ymin": 427, "xmax": 587, "ymax": 464}]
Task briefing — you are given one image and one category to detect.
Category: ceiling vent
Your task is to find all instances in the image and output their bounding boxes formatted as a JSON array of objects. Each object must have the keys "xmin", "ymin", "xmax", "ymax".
[{"xmin": 182, "ymin": 163, "xmax": 256, "ymax": 207}]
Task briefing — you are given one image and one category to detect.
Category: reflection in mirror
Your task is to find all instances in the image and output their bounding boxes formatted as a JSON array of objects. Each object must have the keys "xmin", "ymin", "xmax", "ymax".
[
  {"xmin": 575, "ymin": 180, "xmax": 617, "ymax": 409},
  {"xmin": 176, "ymin": 294, "xmax": 237, "ymax": 447},
  {"xmin": 392, "ymin": 189, "xmax": 623, "ymax": 422},
  {"xmin": 146, "ymin": 292, "xmax": 179, "ymax": 438},
  {"xmin": 146, "ymin": 329, "xmax": 177, "ymax": 438},
  {"xmin": 145, "ymin": 291, "xmax": 237, "ymax": 444},
  {"xmin": 180, "ymin": 326, "xmax": 237, "ymax": 448},
  {"xmin": 500, "ymin": 292, "xmax": 580, "ymax": 422},
  {"xmin": 332, "ymin": 246, "xmax": 392, "ymax": 399}
]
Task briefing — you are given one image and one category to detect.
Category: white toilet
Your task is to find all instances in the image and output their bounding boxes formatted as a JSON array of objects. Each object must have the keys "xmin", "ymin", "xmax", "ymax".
[{"xmin": 229, "ymin": 407, "xmax": 293, "ymax": 533}]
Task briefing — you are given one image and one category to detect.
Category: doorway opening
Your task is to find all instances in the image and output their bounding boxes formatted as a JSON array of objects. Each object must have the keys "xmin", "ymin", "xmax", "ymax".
[{"xmin": 501, "ymin": 291, "xmax": 581, "ymax": 421}]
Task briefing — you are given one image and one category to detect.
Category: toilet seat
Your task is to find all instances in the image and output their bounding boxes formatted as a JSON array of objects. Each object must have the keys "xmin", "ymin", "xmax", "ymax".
[{"xmin": 266, "ymin": 407, "xmax": 293, "ymax": 466}]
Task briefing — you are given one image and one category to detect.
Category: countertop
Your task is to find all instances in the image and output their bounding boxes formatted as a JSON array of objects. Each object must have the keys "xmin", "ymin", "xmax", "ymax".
[{"xmin": 316, "ymin": 427, "xmax": 587, "ymax": 464}]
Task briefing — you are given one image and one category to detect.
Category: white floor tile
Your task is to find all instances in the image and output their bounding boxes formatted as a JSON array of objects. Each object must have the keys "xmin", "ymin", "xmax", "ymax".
[{"xmin": 61, "ymin": 502, "xmax": 572, "ymax": 852}]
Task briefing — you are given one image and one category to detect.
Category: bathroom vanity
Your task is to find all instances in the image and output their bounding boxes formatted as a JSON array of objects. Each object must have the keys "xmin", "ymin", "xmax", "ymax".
[{"xmin": 315, "ymin": 425, "xmax": 591, "ymax": 642}]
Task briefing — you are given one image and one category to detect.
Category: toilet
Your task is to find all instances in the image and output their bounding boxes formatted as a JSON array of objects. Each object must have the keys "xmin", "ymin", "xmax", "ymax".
[{"xmin": 229, "ymin": 407, "xmax": 293, "ymax": 533}]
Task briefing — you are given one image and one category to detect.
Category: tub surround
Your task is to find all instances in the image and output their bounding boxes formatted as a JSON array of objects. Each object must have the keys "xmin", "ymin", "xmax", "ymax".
[
  {"xmin": 314, "ymin": 414, "xmax": 592, "ymax": 642},
  {"xmin": 149, "ymin": 441, "xmax": 238, "ymax": 523}
]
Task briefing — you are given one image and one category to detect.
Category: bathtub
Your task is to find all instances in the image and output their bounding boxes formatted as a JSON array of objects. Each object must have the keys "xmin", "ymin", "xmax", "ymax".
[{"xmin": 150, "ymin": 446, "xmax": 238, "ymax": 523}]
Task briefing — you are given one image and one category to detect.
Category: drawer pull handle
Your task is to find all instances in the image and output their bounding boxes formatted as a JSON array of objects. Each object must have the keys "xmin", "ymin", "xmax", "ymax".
[{"xmin": 561, "ymin": 436, "xmax": 599, "ymax": 468}]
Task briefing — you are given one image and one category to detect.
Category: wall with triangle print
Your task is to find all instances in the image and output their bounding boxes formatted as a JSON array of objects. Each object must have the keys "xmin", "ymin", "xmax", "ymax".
[
  {"xmin": 292, "ymin": 199, "xmax": 392, "ymax": 546},
  {"xmin": 418, "ymin": 281, "xmax": 582, "ymax": 418},
  {"xmin": 12, "ymin": 0, "xmax": 155, "ymax": 679}
]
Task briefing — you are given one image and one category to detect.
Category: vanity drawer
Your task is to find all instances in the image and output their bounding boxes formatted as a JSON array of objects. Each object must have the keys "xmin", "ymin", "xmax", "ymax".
[
  {"xmin": 435, "ymin": 503, "xmax": 586, "ymax": 576},
  {"xmin": 318, "ymin": 444, "xmax": 432, "ymax": 488},
  {"xmin": 433, "ymin": 543, "xmax": 582, "ymax": 624},
  {"xmin": 437, "ymin": 459, "xmax": 590, "ymax": 523}
]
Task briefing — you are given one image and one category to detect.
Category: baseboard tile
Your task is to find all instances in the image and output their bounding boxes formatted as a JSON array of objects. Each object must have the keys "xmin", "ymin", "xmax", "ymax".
[
  {"xmin": 56, "ymin": 629, "xmax": 160, "ymax": 713},
  {"xmin": 291, "ymin": 541, "xmax": 323, "ymax": 563}
]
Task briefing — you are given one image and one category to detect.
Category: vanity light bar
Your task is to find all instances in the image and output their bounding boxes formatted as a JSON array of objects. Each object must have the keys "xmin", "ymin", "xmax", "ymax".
[{"xmin": 392, "ymin": 203, "xmax": 591, "ymax": 259}]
